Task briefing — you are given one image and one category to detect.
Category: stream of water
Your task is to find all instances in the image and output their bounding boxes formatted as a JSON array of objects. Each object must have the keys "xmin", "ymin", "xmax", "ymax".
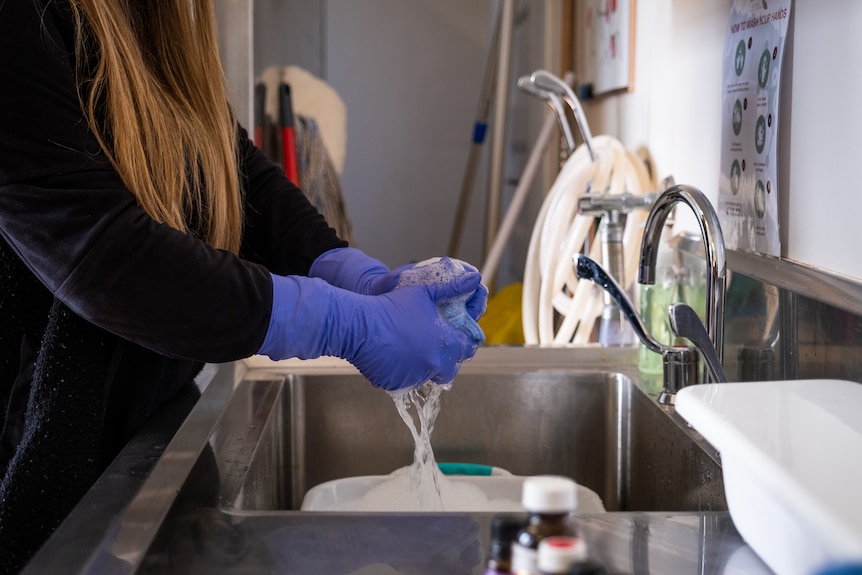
[
  {"xmin": 390, "ymin": 381, "xmax": 449, "ymax": 510},
  {"xmin": 339, "ymin": 381, "xmax": 522, "ymax": 512}
]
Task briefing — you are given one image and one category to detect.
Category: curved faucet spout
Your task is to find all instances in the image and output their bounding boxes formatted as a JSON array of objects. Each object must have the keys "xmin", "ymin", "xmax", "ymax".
[{"xmin": 638, "ymin": 185, "xmax": 727, "ymax": 371}]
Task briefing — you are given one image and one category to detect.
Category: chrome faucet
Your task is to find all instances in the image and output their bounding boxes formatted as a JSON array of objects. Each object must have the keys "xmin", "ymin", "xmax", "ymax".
[
  {"xmin": 575, "ymin": 184, "xmax": 728, "ymax": 404},
  {"xmin": 639, "ymin": 184, "xmax": 727, "ymax": 381}
]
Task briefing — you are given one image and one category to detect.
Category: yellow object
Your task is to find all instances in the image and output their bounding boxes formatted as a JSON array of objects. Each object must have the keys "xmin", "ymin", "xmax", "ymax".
[{"xmin": 478, "ymin": 283, "xmax": 525, "ymax": 345}]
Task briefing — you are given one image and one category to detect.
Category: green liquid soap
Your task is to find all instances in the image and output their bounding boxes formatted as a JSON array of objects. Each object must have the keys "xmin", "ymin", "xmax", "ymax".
[{"xmin": 638, "ymin": 281, "xmax": 707, "ymax": 374}]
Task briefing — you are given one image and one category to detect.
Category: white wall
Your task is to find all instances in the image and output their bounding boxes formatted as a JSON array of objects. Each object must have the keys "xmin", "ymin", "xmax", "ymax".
[
  {"xmin": 785, "ymin": 0, "xmax": 862, "ymax": 278},
  {"xmin": 582, "ymin": 0, "xmax": 862, "ymax": 282},
  {"xmin": 254, "ymin": 0, "xmax": 324, "ymax": 78},
  {"xmin": 326, "ymin": 0, "xmax": 495, "ymax": 268}
]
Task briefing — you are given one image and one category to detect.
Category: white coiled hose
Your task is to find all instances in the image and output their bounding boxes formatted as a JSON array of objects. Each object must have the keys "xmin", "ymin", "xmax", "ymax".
[{"xmin": 522, "ymin": 136, "xmax": 654, "ymax": 345}]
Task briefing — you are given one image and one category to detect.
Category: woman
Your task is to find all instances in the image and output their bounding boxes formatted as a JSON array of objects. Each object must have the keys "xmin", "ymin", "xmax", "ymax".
[{"xmin": 0, "ymin": 0, "xmax": 486, "ymax": 571}]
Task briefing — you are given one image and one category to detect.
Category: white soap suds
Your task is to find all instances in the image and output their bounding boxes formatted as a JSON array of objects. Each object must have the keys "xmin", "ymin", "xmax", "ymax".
[{"xmin": 396, "ymin": 257, "xmax": 484, "ymax": 345}]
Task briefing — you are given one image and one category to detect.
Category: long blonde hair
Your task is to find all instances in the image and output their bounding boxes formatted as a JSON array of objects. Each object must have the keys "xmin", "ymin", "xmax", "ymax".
[{"xmin": 69, "ymin": 0, "xmax": 242, "ymax": 253}]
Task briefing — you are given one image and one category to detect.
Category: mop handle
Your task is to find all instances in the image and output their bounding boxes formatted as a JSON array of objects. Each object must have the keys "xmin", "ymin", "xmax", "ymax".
[{"xmin": 279, "ymin": 83, "xmax": 300, "ymax": 185}]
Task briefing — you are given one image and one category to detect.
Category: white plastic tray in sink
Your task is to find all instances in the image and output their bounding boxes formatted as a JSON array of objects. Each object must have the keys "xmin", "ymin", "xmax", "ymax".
[
  {"xmin": 301, "ymin": 473, "xmax": 606, "ymax": 513},
  {"xmin": 676, "ymin": 379, "xmax": 862, "ymax": 575}
]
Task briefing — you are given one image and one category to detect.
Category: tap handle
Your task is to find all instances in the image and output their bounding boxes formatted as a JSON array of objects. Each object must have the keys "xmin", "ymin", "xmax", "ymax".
[
  {"xmin": 668, "ymin": 303, "xmax": 728, "ymax": 383},
  {"xmin": 529, "ymin": 70, "xmax": 596, "ymax": 161},
  {"xmin": 575, "ymin": 254, "xmax": 662, "ymax": 353},
  {"xmin": 517, "ymin": 75, "xmax": 576, "ymax": 158}
]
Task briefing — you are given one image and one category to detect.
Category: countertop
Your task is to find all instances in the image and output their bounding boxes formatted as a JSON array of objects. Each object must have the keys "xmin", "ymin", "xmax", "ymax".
[
  {"xmin": 23, "ymin": 348, "xmax": 773, "ymax": 574},
  {"xmin": 136, "ymin": 511, "xmax": 768, "ymax": 574}
]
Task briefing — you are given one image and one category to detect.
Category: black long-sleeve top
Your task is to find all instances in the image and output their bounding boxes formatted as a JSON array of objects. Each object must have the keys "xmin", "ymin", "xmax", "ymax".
[
  {"xmin": 0, "ymin": 2, "xmax": 351, "ymax": 550},
  {"xmin": 0, "ymin": 0, "xmax": 347, "ymax": 364},
  {"xmin": 0, "ymin": 3, "xmax": 350, "ymax": 567}
]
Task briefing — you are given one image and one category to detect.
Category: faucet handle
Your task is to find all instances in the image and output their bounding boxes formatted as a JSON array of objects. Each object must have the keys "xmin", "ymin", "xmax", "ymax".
[
  {"xmin": 668, "ymin": 303, "xmax": 728, "ymax": 383},
  {"xmin": 574, "ymin": 254, "xmax": 661, "ymax": 353}
]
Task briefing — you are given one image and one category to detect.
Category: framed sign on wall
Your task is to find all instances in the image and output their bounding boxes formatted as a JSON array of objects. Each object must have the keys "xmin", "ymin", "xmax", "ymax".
[{"xmin": 576, "ymin": 0, "xmax": 635, "ymax": 97}]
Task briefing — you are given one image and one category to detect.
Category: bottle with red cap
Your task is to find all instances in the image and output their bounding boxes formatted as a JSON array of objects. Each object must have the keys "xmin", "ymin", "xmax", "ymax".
[
  {"xmin": 511, "ymin": 475, "xmax": 580, "ymax": 575},
  {"xmin": 540, "ymin": 536, "xmax": 613, "ymax": 575},
  {"xmin": 537, "ymin": 536, "xmax": 588, "ymax": 574}
]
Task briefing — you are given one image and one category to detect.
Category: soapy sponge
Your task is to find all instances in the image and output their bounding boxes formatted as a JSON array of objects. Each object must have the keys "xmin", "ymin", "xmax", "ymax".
[{"xmin": 396, "ymin": 257, "xmax": 485, "ymax": 346}]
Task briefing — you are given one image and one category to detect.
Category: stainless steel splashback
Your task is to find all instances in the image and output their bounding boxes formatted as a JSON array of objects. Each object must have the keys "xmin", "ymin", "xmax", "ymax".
[{"xmin": 720, "ymin": 249, "xmax": 862, "ymax": 383}]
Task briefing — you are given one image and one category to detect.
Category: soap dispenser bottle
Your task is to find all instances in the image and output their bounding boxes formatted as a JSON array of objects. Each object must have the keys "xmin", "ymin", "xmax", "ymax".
[
  {"xmin": 638, "ymin": 220, "xmax": 678, "ymax": 374},
  {"xmin": 637, "ymin": 223, "xmax": 707, "ymax": 375}
]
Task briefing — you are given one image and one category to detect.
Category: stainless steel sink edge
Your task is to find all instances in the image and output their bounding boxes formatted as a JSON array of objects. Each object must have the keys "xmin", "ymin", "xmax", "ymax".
[{"xmin": 22, "ymin": 361, "xmax": 248, "ymax": 575}]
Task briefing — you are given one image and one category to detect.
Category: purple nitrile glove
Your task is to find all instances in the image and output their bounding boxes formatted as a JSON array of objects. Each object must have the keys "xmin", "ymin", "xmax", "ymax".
[
  {"xmin": 258, "ymin": 272, "xmax": 483, "ymax": 391},
  {"xmin": 310, "ymin": 247, "xmax": 489, "ymax": 320},
  {"xmin": 308, "ymin": 247, "xmax": 392, "ymax": 295}
]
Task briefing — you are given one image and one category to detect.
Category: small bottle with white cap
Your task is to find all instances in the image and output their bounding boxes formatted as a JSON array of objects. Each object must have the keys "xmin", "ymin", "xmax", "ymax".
[{"xmin": 511, "ymin": 475, "xmax": 580, "ymax": 575}]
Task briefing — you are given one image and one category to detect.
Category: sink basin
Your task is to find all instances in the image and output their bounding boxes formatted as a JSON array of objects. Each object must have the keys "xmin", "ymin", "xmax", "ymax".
[
  {"xmin": 23, "ymin": 354, "xmax": 751, "ymax": 575},
  {"xmin": 211, "ymin": 369, "xmax": 726, "ymax": 513}
]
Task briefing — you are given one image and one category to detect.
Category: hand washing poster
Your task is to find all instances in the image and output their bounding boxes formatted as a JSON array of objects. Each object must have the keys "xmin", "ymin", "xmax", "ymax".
[{"xmin": 718, "ymin": 0, "xmax": 791, "ymax": 256}]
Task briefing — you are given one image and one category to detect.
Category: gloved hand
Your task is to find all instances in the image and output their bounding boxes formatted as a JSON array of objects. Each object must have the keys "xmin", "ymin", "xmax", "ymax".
[
  {"xmin": 258, "ymin": 272, "xmax": 483, "ymax": 391},
  {"xmin": 310, "ymin": 247, "xmax": 489, "ymax": 320},
  {"xmin": 309, "ymin": 247, "xmax": 392, "ymax": 295}
]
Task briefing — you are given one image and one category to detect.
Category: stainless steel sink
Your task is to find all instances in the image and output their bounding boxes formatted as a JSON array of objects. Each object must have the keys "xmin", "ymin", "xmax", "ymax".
[
  {"xmin": 23, "ymin": 353, "xmax": 739, "ymax": 575},
  {"xmin": 212, "ymin": 369, "xmax": 726, "ymax": 513}
]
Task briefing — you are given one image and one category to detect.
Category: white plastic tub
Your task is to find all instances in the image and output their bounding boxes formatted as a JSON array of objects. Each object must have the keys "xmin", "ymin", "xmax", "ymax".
[
  {"xmin": 301, "ymin": 473, "xmax": 606, "ymax": 513},
  {"xmin": 677, "ymin": 379, "xmax": 862, "ymax": 575}
]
